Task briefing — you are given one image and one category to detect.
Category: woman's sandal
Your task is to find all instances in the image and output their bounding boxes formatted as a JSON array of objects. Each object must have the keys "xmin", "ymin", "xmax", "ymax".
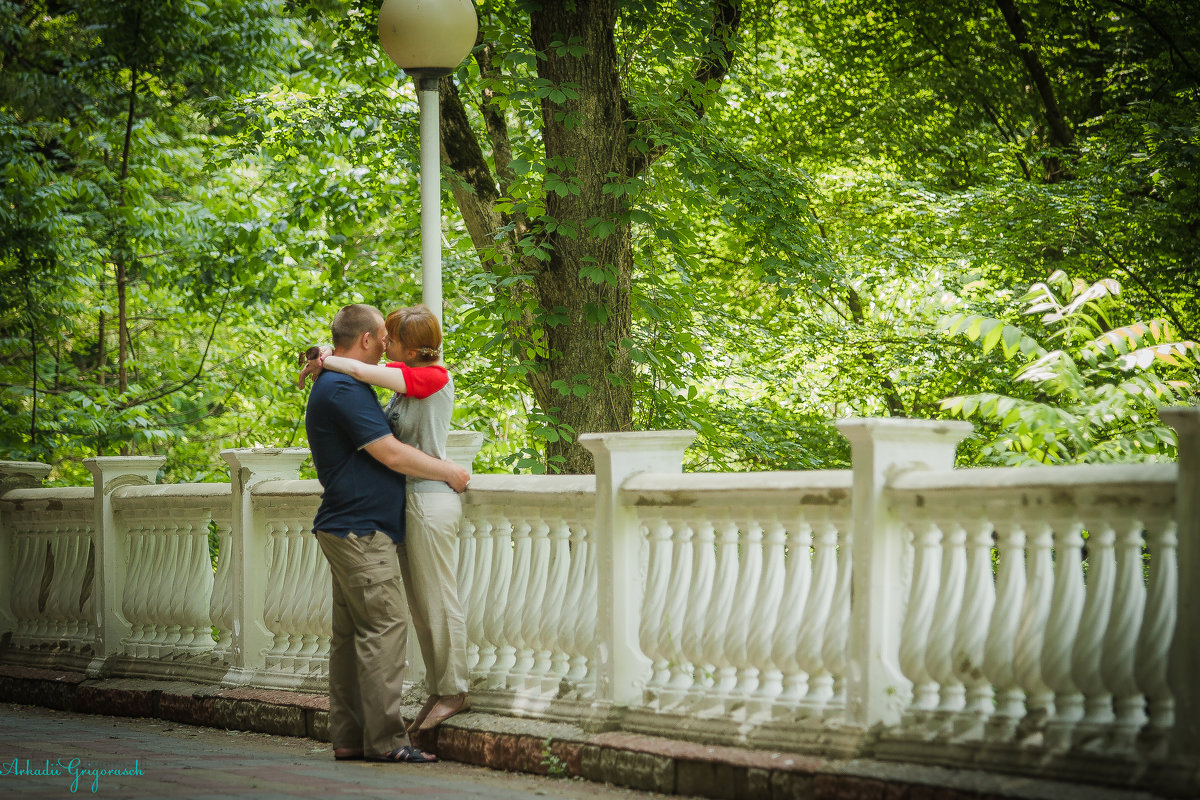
[
  {"xmin": 365, "ymin": 745, "xmax": 439, "ymax": 763},
  {"xmin": 333, "ymin": 749, "xmax": 364, "ymax": 761}
]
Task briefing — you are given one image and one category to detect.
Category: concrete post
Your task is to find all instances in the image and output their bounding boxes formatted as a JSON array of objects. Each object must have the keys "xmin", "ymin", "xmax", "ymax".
[
  {"xmin": 82, "ymin": 456, "xmax": 165, "ymax": 659},
  {"xmin": 220, "ymin": 448, "xmax": 309, "ymax": 675},
  {"xmin": 1160, "ymin": 405, "xmax": 1200, "ymax": 764},
  {"xmin": 835, "ymin": 418, "xmax": 972, "ymax": 728},
  {"xmin": 0, "ymin": 461, "xmax": 52, "ymax": 496},
  {"xmin": 0, "ymin": 461, "xmax": 53, "ymax": 640},
  {"xmin": 579, "ymin": 430, "xmax": 696, "ymax": 710},
  {"xmin": 445, "ymin": 430, "xmax": 485, "ymax": 474}
]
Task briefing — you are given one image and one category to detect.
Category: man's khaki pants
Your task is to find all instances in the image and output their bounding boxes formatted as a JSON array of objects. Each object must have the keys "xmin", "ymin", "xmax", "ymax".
[{"xmin": 316, "ymin": 530, "xmax": 408, "ymax": 757}]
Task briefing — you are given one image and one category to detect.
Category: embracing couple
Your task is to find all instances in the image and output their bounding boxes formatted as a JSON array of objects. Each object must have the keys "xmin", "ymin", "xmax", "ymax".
[{"xmin": 301, "ymin": 303, "xmax": 471, "ymax": 764}]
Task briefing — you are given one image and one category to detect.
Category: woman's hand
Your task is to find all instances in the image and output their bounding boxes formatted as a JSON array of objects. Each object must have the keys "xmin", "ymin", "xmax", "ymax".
[{"xmin": 297, "ymin": 345, "xmax": 333, "ymax": 388}]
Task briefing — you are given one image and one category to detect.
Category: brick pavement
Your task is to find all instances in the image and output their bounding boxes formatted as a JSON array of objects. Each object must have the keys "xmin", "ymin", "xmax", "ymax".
[
  {"xmin": 0, "ymin": 703, "xmax": 684, "ymax": 800},
  {"xmin": 0, "ymin": 665, "xmax": 1182, "ymax": 800}
]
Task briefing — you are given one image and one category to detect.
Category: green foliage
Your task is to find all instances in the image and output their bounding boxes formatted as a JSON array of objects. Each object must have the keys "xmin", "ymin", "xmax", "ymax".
[
  {"xmin": 2, "ymin": 0, "xmax": 1196, "ymax": 482},
  {"xmin": 941, "ymin": 272, "xmax": 1199, "ymax": 464}
]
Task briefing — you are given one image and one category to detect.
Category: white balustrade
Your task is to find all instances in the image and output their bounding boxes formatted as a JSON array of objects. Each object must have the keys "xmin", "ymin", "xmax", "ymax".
[
  {"xmin": 2, "ymin": 488, "xmax": 93, "ymax": 652},
  {"xmin": 883, "ymin": 461, "xmax": 1177, "ymax": 772},
  {"xmin": 1, "ymin": 408, "xmax": 1196, "ymax": 797},
  {"xmin": 795, "ymin": 509, "xmax": 839, "ymax": 715},
  {"xmin": 458, "ymin": 474, "xmax": 597, "ymax": 712},
  {"xmin": 252, "ymin": 482, "xmax": 326, "ymax": 685},
  {"xmin": 209, "ymin": 512, "xmax": 235, "ymax": 658},
  {"xmin": 110, "ymin": 483, "xmax": 229, "ymax": 661},
  {"xmin": 618, "ymin": 470, "xmax": 854, "ymax": 734},
  {"xmin": 1134, "ymin": 511, "xmax": 1176, "ymax": 759}
]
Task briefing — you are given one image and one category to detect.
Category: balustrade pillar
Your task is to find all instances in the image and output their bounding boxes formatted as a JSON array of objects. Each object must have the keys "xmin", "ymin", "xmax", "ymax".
[
  {"xmin": 446, "ymin": 430, "xmax": 485, "ymax": 473},
  {"xmin": 82, "ymin": 456, "xmax": 165, "ymax": 660},
  {"xmin": 0, "ymin": 461, "xmax": 53, "ymax": 640},
  {"xmin": 835, "ymin": 418, "xmax": 971, "ymax": 728},
  {"xmin": 580, "ymin": 430, "xmax": 696, "ymax": 711},
  {"xmin": 220, "ymin": 448, "xmax": 308, "ymax": 676},
  {"xmin": 1160, "ymin": 406, "xmax": 1200, "ymax": 763}
]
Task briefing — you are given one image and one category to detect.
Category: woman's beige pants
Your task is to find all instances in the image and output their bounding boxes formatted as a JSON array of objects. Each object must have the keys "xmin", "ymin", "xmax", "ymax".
[{"xmin": 397, "ymin": 491, "xmax": 469, "ymax": 696}]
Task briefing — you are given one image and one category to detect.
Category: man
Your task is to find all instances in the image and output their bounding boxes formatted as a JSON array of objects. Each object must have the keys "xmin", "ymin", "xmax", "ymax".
[{"xmin": 305, "ymin": 303, "xmax": 469, "ymax": 763}]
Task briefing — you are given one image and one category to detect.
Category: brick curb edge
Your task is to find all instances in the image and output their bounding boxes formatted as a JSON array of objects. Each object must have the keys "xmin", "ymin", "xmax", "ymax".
[{"xmin": 0, "ymin": 665, "xmax": 1167, "ymax": 800}]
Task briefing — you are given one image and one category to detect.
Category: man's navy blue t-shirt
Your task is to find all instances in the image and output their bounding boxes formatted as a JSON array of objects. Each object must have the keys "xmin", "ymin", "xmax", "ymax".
[{"xmin": 306, "ymin": 370, "xmax": 406, "ymax": 542}]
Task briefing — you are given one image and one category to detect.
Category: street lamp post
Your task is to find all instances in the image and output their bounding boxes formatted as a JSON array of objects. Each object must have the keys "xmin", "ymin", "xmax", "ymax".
[{"xmin": 378, "ymin": 0, "xmax": 478, "ymax": 325}]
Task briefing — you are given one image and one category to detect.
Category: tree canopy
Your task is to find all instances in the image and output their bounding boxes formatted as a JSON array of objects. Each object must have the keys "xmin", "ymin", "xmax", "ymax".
[{"xmin": 2, "ymin": 0, "xmax": 1197, "ymax": 483}]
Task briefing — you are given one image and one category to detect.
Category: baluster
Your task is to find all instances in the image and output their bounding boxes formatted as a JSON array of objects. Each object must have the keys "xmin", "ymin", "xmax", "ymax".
[
  {"xmin": 951, "ymin": 517, "xmax": 996, "ymax": 741},
  {"xmin": 1014, "ymin": 518, "xmax": 1055, "ymax": 741},
  {"xmin": 640, "ymin": 514, "xmax": 675, "ymax": 707},
  {"xmin": 71, "ymin": 523, "xmax": 93, "ymax": 647},
  {"xmin": 156, "ymin": 520, "xmax": 184, "ymax": 652},
  {"xmin": 44, "ymin": 523, "xmax": 70, "ymax": 643},
  {"xmin": 504, "ymin": 513, "xmax": 535, "ymax": 688},
  {"xmin": 312, "ymin": 526, "xmax": 333, "ymax": 668},
  {"xmin": 69, "ymin": 523, "xmax": 91, "ymax": 646},
  {"xmin": 796, "ymin": 511, "xmax": 837, "ymax": 715},
  {"xmin": 1102, "ymin": 513, "xmax": 1149, "ymax": 753},
  {"xmin": 305, "ymin": 531, "xmax": 333, "ymax": 670},
  {"xmin": 677, "ymin": 516, "xmax": 716, "ymax": 711},
  {"xmin": 1135, "ymin": 513, "xmax": 1176, "ymax": 759},
  {"xmin": 28, "ymin": 525, "xmax": 53, "ymax": 641},
  {"xmin": 124, "ymin": 520, "xmax": 153, "ymax": 657},
  {"xmin": 925, "ymin": 518, "xmax": 967, "ymax": 739},
  {"xmin": 822, "ymin": 510, "xmax": 853, "ymax": 717},
  {"xmin": 175, "ymin": 519, "xmax": 207, "ymax": 650},
  {"xmin": 575, "ymin": 520, "xmax": 599, "ymax": 699},
  {"xmin": 169, "ymin": 520, "xmax": 195, "ymax": 650},
  {"xmin": 192, "ymin": 517, "xmax": 217, "ymax": 652},
  {"xmin": 558, "ymin": 517, "xmax": 588, "ymax": 689},
  {"xmin": 696, "ymin": 515, "xmax": 739, "ymax": 716},
  {"xmin": 456, "ymin": 512, "xmax": 477, "ymax": 669},
  {"xmin": 539, "ymin": 515, "xmax": 572, "ymax": 693},
  {"xmin": 262, "ymin": 522, "xmax": 287, "ymax": 668},
  {"xmin": 10, "ymin": 527, "xmax": 43, "ymax": 645},
  {"xmin": 747, "ymin": 514, "xmax": 786, "ymax": 718},
  {"xmin": 899, "ymin": 514, "xmax": 943, "ymax": 727},
  {"xmin": 209, "ymin": 517, "xmax": 234, "ymax": 656},
  {"xmin": 521, "ymin": 516, "xmax": 552, "ymax": 692},
  {"xmin": 277, "ymin": 523, "xmax": 307, "ymax": 667},
  {"xmin": 662, "ymin": 514, "xmax": 696, "ymax": 708},
  {"xmin": 983, "ymin": 514, "xmax": 1027, "ymax": 742},
  {"xmin": 119, "ymin": 519, "xmax": 141, "ymax": 654},
  {"xmin": 297, "ymin": 523, "xmax": 320, "ymax": 667},
  {"xmin": 484, "ymin": 513, "xmax": 515, "ymax": 689},
  {"xmin": 1072, "ymin": 515, "xmax": 1117, "ymax": 749},
  {"xmin": 280, "ymin": 522, "xmax": 309, "ymax": 667},
  {"xmin": 80, "ymin": 533, "xmax": 96, "ymax": 648},
  {"xmin": 465, "ymin": 511, "xmax": 494, "ymax": 675},
  {"xmin": 725, "ymin": 517, "xmax": 763, "ymax": 714},
  {"xmin": 175, "ymin": 520, "xmax": 205, "ymax": 652},
  {"xmin": 770, "ymin": 516, "xmax": 812, "ymax": 717}
]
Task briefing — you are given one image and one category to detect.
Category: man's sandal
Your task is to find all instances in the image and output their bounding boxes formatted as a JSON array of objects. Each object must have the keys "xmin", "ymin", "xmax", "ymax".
[{"xmin": 365, "ymin": 746, "xmax": 439, "ymax": 763}]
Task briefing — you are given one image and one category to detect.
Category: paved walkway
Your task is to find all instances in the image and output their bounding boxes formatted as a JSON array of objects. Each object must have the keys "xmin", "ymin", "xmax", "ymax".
[{"xmin": 0, "ymin": 703, "xmax": 691, "ymax": 799}]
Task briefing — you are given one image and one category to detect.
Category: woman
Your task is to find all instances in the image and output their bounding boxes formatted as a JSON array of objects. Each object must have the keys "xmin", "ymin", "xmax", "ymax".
[{"xmin": 304, "ymin": 304, "xmax": 470, "ymax": 734}]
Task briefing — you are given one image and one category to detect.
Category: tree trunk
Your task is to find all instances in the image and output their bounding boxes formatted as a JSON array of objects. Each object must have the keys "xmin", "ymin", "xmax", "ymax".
[
  {"xmin": 993, "ymin": 0, "xmax": 1074, "ymax": 180},
  {"xmin": 23, "ymin": 261, "xmax": 37, "ymax": 448},
  {"xmin": 116, "ymin": 70, "xmax": 137, "ymax": 397},
  {"xmin": 440, "ymin": 2, "xmax": 740, "ymax": 473},
  {"xmin": 529, "ymin": 1, "xmax": 633, "ymax": 473}
]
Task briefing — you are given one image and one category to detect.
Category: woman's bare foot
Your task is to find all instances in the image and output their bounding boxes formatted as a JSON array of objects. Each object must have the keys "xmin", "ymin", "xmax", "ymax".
[
  {"xmin": 407, "ymin": 694, "xmax": 439, "ymax": 734},
  {"xmin": 418, "ymin": 693, "xmax": 470, "ymax": 732}
]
